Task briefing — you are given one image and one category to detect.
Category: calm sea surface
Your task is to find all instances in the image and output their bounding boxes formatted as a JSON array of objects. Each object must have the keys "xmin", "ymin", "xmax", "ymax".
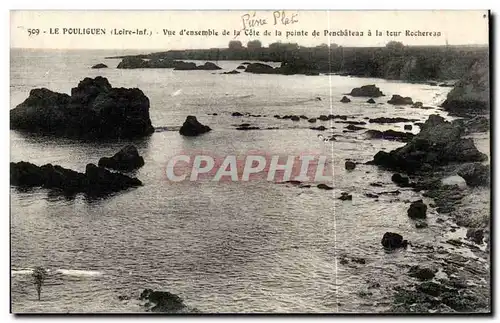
[{"xmin": 10, "ymin": 49, "xmax": 489, "ymax": 313}]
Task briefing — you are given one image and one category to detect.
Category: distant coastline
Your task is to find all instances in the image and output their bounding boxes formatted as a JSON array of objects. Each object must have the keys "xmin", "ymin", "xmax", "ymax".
[{"xmin": 104, "ymin": 42, "xmax": 488, "ymax": 82}]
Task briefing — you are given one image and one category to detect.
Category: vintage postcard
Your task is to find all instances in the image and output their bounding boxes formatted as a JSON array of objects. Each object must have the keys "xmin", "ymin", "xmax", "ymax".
[{"xmin": 10, "ymin": 10, "xmax": 490, "ymax": 314}]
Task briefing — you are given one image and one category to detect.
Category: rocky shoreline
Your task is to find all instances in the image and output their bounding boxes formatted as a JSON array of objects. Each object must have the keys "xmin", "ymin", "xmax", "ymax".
[
  {"xmin": 10, "ymin": 51, "xmax": 490, "ymax": 313},
  {"xmin": 364, "ymin": 60, "xmax": 490, "ymax": 313}
]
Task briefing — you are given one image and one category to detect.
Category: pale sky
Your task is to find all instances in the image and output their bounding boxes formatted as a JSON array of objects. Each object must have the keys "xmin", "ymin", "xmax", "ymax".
[{"xmin": 10, "ymin": 10, "xmax": 489, "ymax": 50}]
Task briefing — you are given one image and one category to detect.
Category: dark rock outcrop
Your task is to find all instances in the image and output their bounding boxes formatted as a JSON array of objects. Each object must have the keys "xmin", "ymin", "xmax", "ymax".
[
  {"xmin": 404, "ymin": 125, "xmax": 413, "ymax": 130},
  {"xmin": 340, "ymin": 96, "xmax": 351, "ymax": 103},
  {"xmin": 275, "ymin": 60, "xmax": 320, "ymax": 75},
  {"xmin": 91, "ymin": 63, "xmax": 108, "ymax": 69},
  {"xmin": 245, "ymin": 63, "xmax": 276, "ymax": 74},
  {"xmin": 222, "ymin": 70, "xmax": 240, "ymax": 74},
  {"xmin": 364, "ymin": 129, "xmax": 414, "ymax": 142},
  {"xmin": 236, "ymin": 124, "xmax": 260, "ymax": 130},
  {"xmin": 391, "ymin": 173, "xmax": 410, "ymax": 187},
  {"xmin": 10, "ymin": 77, "xmax": 154, "ymax": 139},
  {"xmin": 338, "ymin": 192, "xmax": 352, "ymax": 200},
  {"xmin": 441, "ymin": 59, "xmax": 489, "ymax": 116},
  {"xmin": 412, "ymin": 102, "xmax": 424, "ymax": 109},
  {"xmin": 387, "ymin": 95, "xmax": 414, "ymax": 105},
  {"xmin": 461, "ymin": 116, "xmax": 489, "ymax": 133},
  {"xmin": 466, "ymin": 228, "xmax": 484, "ymax": 245},
  {"xmin": 371, "ymin": 115, "xmax": 487, "ymax": 173},
  {"xmin": 236, "ymin": 65, "xmax": 246, "ymax": 70},
  {"xmin": 98, "ymin": 145, "xmax": 145, "ymax": 171},
  {"xmin": 179, "ymin": 116, "xmax": 211, "ymax": 136},
  {"xmin": 381, "ymin": 232, "xmax": 408, "ymax": 249},
  {"xmin": 408, "ymin": 266, "xmax": 436, "ymax": 281},
  {"xmin": 415, "ymin": 221, "xmax": 428, "ymax": 229},
  {"xmin": 408, "ymin": 200, "xmax": 427, "ymax": 219},
  {"xmin": 117, "ymin": 57, "xmax": 149, "ymax": 69},
  {"xmin": 10, "ymin": 161, "xmax": 142, "ymax": 196},
  {"xmin": 197, "ymin": 62, "xmax": 222, "ymax": 70},
  {"xmin": 369, "ymin": 117, "xmax": 418, "ymax": 124},
  {"xmin": 345, "ymin": 160, "xmax": 356, "ymax": 170},
  {"xmin": 345, "ymin": 124, "xmax": 365, "ymax": 131},
  {"xmin": 317, "ymin": 183, "xmax": 333, "ymax": 190},
  {"xmin": 349, "ymin": 85, "xmax": 384, "ymax": 97},
  {"xmin": 310, "ymin": 126, "xmax": 326, "ymax": 131},
  {"xmin": 456, "ymin": 162, "xmax": 489, "ymax": 187},
  {"xmin": 367, "ymin": 98, "xmax": 376, "ymax": 104},
  {"xmin": 139, "ymin": 289, "xmax": 187, "ymax": 313},
  {"xmin": 173, "ymin": 61, "xmax": 197, "ymax": 70}
]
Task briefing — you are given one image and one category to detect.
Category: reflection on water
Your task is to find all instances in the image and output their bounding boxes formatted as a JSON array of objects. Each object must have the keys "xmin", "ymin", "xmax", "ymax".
[{"xmin": 10, "ymin": 49, "xmax": 478, "ymax": 313}]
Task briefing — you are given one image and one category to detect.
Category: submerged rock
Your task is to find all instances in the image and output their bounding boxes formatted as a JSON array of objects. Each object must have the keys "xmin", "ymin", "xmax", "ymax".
[
  {"xmin": 345, "ymin": 124, "xmax": 365, "ymax": 131},
  {"xmin": 338, "ymin": 192, "xmax": 352, "ymax": 200},
  {"xmin": 91, "ymin": 63, "xmax": 108, "ymax": 69},
  {"xmin": 317, "ymin": 183, "xmax": 333, "ymax": 190},
  {"xmin": 179, "ymin": 116, "xmax": 211, "ymax": 136},
  {"xmin": 408, "ymin": 200, "xmax": 427, "ymax": 219},
  {"xmin": 98, "ymin": 145, "xmax": 145, "ymax": 171},
  {"xmin": 364, "ymin": 129, "xmax": 414, "ymax": 142},
  {"xmin": 369, "ymin": 117, "xmax": 418, "ymax": 124},
  {"xmin": 222, "ymin": 70, "xmax": 240, "ymax": 74},
  {"xmin": 381, "ymin": 232, "xmax": 408, "ymax": 249},
  {"xmin": 340, "ymin": 96, "xmax": 351, "ymax": 103},
  {"xmin": 10, "ymin": 76, "xmax": 154, "ymax": 139},
  {"xmin": 10, "ymin": 161, "xmax": 142, "ymax": 196},
  {"xmin": 310, "ymin": 126, "xmax": 327, "ymax": 131},
  {"xmin": 349, "ymin": 85, "xmax": 384, "ymax": 97}
]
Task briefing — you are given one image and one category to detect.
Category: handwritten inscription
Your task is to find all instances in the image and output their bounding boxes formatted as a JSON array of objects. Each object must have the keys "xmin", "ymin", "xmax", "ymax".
[{"xmin": 240, "ymin": 11, "xmax": 299, "ymax": 31}]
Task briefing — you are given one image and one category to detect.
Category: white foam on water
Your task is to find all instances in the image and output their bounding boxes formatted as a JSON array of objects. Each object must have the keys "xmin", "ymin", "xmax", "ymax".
[
  {"xmin": 11, "ymin": 268, "xmax": 103, "ymax": 277},
  {"xmin": 171, "ymin": 89, "xmax": 182, "ymax": 97},
  {"xmin": 55, "ymin": 269, "xmax": 103, "ymax": 277},
  {"xmin": 11, "ymin": 269, "xmax": 33, "ymax": 275}
]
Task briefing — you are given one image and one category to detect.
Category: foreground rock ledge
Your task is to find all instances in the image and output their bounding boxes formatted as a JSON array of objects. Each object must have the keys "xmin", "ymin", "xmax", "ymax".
[
  {"xmin": 139, "ymin": 289, "xmax": 199, "ymax": 313},
  {"xmin": 10, "ymin": 76, "xmax": 155, "ymax": 139},
  {"xmin": 10, "ymin": 161, "xmax": 142, "ymax": 196},
  {"xmin": 370, "ymin": 114, "xmax": 487, "ymax": 173}
]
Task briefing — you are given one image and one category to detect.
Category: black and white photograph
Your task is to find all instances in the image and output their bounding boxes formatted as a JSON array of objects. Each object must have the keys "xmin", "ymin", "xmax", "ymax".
[{"xmin": 9, "ymin": 10, "xmax": 491, "ymax": 314}]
